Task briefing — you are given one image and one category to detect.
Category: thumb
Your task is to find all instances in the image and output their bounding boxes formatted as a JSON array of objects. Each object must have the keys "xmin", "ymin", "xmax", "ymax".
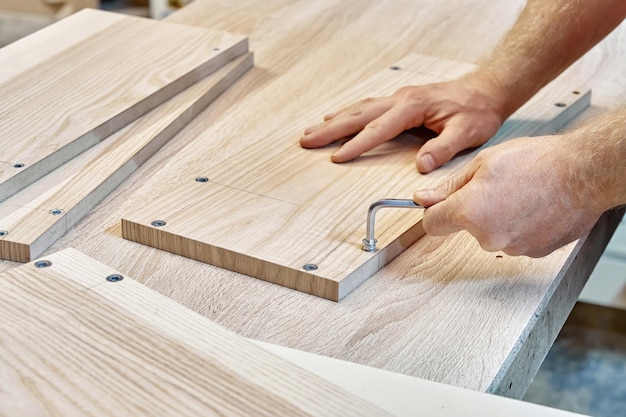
[{"xmin": 413, "ymin": 165, "xmax": 475, "ymax": 207}]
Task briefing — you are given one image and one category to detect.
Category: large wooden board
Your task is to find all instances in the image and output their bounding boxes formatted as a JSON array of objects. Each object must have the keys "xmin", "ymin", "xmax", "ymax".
[
  {"xmin": 121, "ymin": 53, "xmax": 590, "ymax": 301},
  {"xmin": 0, "ymin": 53, "xmax": 253, "ymax": 263},
  {"xmin": 0, "ymin": 8, "xmax": 248, "ymax": 202},
  {"xmin": 0, "ymin": 248, "xmax": 389, "ymax": 416}
]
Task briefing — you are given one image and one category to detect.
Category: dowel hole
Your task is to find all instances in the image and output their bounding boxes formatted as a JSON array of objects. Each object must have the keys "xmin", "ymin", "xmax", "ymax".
[
  {"xmin": 0, "ymin": 230, "xmax": 8, "ymax": 237},
  {"xmin": 572, "ymin": 91, "xmax": 580, "ymax": 95},
  {"xmin": 49, "ymin": 209, "xmax": 64, "ymax": 216},
  {"xmin": 555, "ymin": 102, "xmax": 567, "ymax": 108},
  {"xmin": 389, "ymin": 66, "xmax": 401, "ymax": 71},
  {"xmin": 12, "ymin": 163, "xmax": 24, "ymax": 168}
]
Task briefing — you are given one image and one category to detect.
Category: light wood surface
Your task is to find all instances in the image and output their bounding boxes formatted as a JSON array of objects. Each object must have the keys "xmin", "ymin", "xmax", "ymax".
[
  {"xmin": 0, "ymin": 248, "xmax": 389, "ymax": 416},
  {"xmin": 121, "ymin": 53, "xmax": 589, "ymax": 301},
  {"xmin": 0, "ymin": 8, "xmax": 247, "ymax": 202},
  {"xmin": 2, "ymin": 0, "xmax": 625, "ymax": 399},
  {"xmin": 0, "ymin": 52, "xmax": 253, "ymax": 262}
]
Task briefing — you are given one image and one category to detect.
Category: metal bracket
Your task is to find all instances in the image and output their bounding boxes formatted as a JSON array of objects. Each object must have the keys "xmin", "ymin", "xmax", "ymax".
[{"xmin": 362, "ymin": 199, "xmax": 424, "ymax": 252}]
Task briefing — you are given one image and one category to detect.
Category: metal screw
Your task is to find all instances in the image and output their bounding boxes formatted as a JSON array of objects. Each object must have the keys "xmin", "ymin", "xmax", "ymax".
[
  {"xmin": 34, "ymin": 260, "xmax": 52, "ymax": 268},
  {"xmin": 12, "ymin": 163, "xmax": 24, "ymax": 168},
  {"xmin": 195, "ymin": 177, "xmax": 209, "ymax": 183},
  {"xmin": 106, "ymin": 274, "xmax": 124, "ymax": 283},
  {"xmin": 303, "ymin": 264, "xmax": 318, "ymax": 271},
  {"xmin": 555, "ymin": 102, "xmax": 566, "ymax": 107},
  {"xmin": 389, "ymin": 66, "xmax": 401, "ymax": 71},
  {"xmin": 0, "ymin": 230, "xmax": 7, "ymax": 237},
  {"xmin": 151, "ymin": 220, "xmax": 166, "ymax": 227},
  {"xmin": 49, "ymin": 209, "xmax": 64, "ymax": 216}
]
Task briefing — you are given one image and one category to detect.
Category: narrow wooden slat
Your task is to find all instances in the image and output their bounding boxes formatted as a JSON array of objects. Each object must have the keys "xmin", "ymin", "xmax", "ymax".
[
  {"xmin": 0, "ymin": 248, "xmax": 390, "ymax": 416},
  {"xmin": 0, "ymin": 8, "xmax": 248, "ymax": 202},
  {"xmin": 0, "ymin": 52, "xmax": 254, "ymax": 262},
  {"xmin": 121, "ymin": 53, "xmax": 590, "ymax": 301}
]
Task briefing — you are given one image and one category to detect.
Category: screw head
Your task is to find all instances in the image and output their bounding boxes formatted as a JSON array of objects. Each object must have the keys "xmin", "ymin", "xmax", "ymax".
[
  {"xmin": 195, "ymin": 177, "xmax": 209, "ymax": 183},
  {"xmin": 303, "ymin": 264, "xmax": 318, "ymax": 271},
  {"xmin": 106, "ymin": 274, "xmax": 124, "ymax": 283},
  {"xmin": 0, "ymin": 230, "xmax": 7, "ymax": 237},
  {"xmin": 49, "ymin": 209, "xmax": 64, "ymax": 216},
  {"xmin": 34, "ymin": 260, "xmax": 52, "ymax": 268},
  {"xmin": 151, "ymin": 220, "xmax": 166, "ymax": 227}
]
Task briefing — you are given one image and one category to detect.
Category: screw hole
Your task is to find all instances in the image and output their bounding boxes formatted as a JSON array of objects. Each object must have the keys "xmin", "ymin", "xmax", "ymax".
[
  {"xmin": 303, "ymin": 264, "xmax": 318, "ymax": 271},
  {"xmin": 106, "ymin": 274, "xmax": 124, "ymax": 283},
  {"xmin": 49, "ymin": 209, "xmax": 64, "ymax": 216},
  {"xmin": 572, "ymin": 91, "xmax": 580, "ymax": 95},
  {"xmin": 496, "ymin": 255, "xmax": 503, "ymax": 259},
  {"xmin": 195, "ymin": 176, "xmax": 209, "ymax": 183},
  {"xmin": 389, "ymin": 66, "xmax": 401, "ymax": 71},
  {"xmin": 34, "ymin": 260, "xmax": 52, "ymax": 268},
  {"xmin": 213, "ymin": 47, "xmax": 220, "ymax": 51},
  {"xmin": 555, "ymin": 102, "xmax": 566, "ymax": 107},
  {"xmin": 151, "ymin": 220, "xmax": 166, "ymax": 227},
  {"xmin": 12, "ymin": 163, "xmax": 24, "ymax": 168},
  {"xmin": 0, "ymin": 230, "xmax": 7, "ymax": 237}
]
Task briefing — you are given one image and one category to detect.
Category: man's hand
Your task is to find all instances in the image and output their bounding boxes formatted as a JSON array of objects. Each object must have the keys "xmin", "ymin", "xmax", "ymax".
[
  {"xmin": 300, "ymin": 75, "xmax": 507, "ymax": 173},
  {"xmin": 413, "ymin": 134, "xmax": 609, "ymax": 257}
]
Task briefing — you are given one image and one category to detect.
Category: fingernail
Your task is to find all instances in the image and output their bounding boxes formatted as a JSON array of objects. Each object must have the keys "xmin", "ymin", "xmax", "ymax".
[
  {"xmin": 420, "ymin": 153, "xmax": 435, "ymax": 172},
  {"xmin": 413, "ymin": 189, "xmax": 433, "ymax": 202}
]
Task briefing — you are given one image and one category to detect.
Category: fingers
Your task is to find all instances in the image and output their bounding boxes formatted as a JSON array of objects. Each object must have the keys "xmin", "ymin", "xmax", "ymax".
[
  {"xmin": 415, "ymin": 119, "xmax": 491, "ymax": 173},
  {"xmin": 331, "ymin": 103, "xmax": 421, "ymax": 162},
  {"xmin": 300, "ymin": 98, "xmax": 392, "ymax": 149},
  {"xmin": 414, "ymin": 165, "xmax": 477, "ymax": 236}
]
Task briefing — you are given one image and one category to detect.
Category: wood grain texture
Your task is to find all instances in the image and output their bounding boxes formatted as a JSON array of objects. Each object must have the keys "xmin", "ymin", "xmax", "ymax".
[
  {"xmin": 3, "ymin": 0, "xmax": 625, "ymax": 396},
  {"xmin": 121, "ymin": 53, "xmax": 589, "ymax": 301},
  {"xmin": 0, "ymin": 52, "xmax": 253, "ymax": 263},
  {"xmin": 0, "ymin": 248, "xmax": 390, "ymax": 417},
  {"xmin": 0, "ymin": 8, "xmax": 248, "ymax": 202}
]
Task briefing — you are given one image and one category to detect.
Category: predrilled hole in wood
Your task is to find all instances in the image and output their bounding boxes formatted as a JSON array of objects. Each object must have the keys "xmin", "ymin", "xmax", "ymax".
[
  {"xmin": 12, "ymin": 163, "xmax": 24, "ymax": 168},
  {"xmin": 213, "ymin": 47, "xmax": 220, "ymax": 51},
  {"xmin": 496, "ymin": 255, "xmax": 503, "ymax": 259},
  {"xmin": 106, "ymin": 274, "xmax": 124, "ymax": 283},
  {"xmin": 34, "ymin": 260, "xmax": 52, "ymax": 268},
  {"xmin": 303, "ymin": 264, "xmax": 318, "ymax": 271},
  {"xmin": 555, "ymin": 102, "xmax": 567, "ymax": 107},
  {"xmin": 572, "ymin": 91, "xmax": 580, "ymax": 95},
  {"xmin": 195, "ymin": 176, "xmax": 209, "ymax": 183},
  {"xmin": 0, "ymin": 230, "xmax": 8, "ymax": 237},
  {"xmin": 389, "ymin": 66, "xmax": 401, "ymax": 71},
  {"xmin": 151, "ymin": 220, "xmax": 167, "ymax": 227},
  {"xmin": 49, "ymin": 209, "xmax": 64, "ymax": 216}
]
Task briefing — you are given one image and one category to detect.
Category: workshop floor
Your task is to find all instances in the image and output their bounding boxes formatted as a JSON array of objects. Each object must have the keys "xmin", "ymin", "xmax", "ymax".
[{"xmin": 1, "ymin": 5, "xmax": 625, "ymax": 417}]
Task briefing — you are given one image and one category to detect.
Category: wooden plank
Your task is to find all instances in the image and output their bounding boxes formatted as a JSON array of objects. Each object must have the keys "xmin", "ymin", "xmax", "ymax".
[
  {"xmin": 0, "ymin": 52, "xmax": 254, "ymax": 263},
  {"xmin": 0, "ymin": 248, "xmax": 389, "ymax": 416},
  {"xmin": 0, "ymin": 8, "xmax": 248, "ymax": 202},
  {"xmin": 121, "ymin": 53, "xmax": 590, "ymax": 301}
]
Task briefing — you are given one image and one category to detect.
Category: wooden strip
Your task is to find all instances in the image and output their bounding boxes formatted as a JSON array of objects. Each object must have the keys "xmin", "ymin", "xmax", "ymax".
[
  {"xmin": 0, "ymin": 52, "xmax": 254, "ymax": 263},
  {"xmin": 0, "ymin": 9, "xmax": 248, "ymax": 202},
  {"xmin": 0, "ymin": 248, "xmax": 390, "ymax": 416},
  {"xmin": 121, "ymin": 53, "xmax": 590, "ymax": 301}
]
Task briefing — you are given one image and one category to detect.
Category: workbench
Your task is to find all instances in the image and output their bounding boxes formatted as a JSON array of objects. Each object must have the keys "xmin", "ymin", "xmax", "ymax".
[{"xmin": 1, "ymin": 0, "xmax": 624, "ymax": 407}]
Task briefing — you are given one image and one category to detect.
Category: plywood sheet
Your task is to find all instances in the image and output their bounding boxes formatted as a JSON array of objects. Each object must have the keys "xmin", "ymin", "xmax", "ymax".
[
  {"xmin": 0, "ymin": 8, "xmax": 248, "ymax": 202},
  {"xmin": 121, "ymin": 53, "xmax": 590, "ymax": 301},
  {"xmin": 0, "ymin": 248, "xmax": 389, "ymax": 416},
  {"xmin": 0, "ymin": 52, "xmax": 253, "ymax": 263}
]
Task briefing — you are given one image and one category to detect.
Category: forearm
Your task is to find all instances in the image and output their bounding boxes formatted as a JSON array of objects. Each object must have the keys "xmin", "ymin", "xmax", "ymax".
[
  {"xmin": 472, "ymin": 0, "xmax": 626, "ymax": 119},
  {"xmin": 564, "ymin": 108, "xmax": 626, "ymax": 212}
]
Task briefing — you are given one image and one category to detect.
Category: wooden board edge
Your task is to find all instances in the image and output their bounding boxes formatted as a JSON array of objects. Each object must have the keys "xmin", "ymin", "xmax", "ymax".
[
  {"xmin": 0, "ymin": 52, "xmax": 254, "ymax": 263},
  {"xmin": 0, "ymin": 33, "xmax": 249, "ymax": 204},
  {"xmin": 121, "ymin": 219, "xmax": 341, "ymax": 301}
]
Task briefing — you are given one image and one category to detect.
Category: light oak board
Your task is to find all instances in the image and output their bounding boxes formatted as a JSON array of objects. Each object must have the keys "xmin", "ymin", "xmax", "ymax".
[
  {"xmin": 0, "ymin": 248, "xmax": 390, "ymax": 416},
  {"xmin": 0, "ymin": 52, "xmax": 254, "ymax": 262},
  {"xmin": 0, "ymin": 8, "xmax": 248, "ymax": 202},
  {"xmin": 121, "ymin": 53, "xmax": 590, "ymax": 301}
]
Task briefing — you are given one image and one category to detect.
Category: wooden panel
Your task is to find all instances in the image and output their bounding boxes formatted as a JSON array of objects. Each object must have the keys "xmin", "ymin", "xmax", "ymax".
[
  {"xmin": 0, "ymin": 8, "xmax": 248, "ymax": 202},
  {"xmin": 0, "ymin": 52, "xmax": 253, "ymax": 262},
  {"xmin": 0, "ymin": 248, "xmax": 389, "ymax": 416},
  {"xmin": 121, "ymin": 53, "xmax": 590, "ymax": 301}
]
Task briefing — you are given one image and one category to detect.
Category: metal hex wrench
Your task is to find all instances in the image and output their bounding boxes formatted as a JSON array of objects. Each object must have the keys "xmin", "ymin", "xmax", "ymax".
[{"xmin": 362, "ymin": 199, "xmax": 425, "ymax": 252}]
